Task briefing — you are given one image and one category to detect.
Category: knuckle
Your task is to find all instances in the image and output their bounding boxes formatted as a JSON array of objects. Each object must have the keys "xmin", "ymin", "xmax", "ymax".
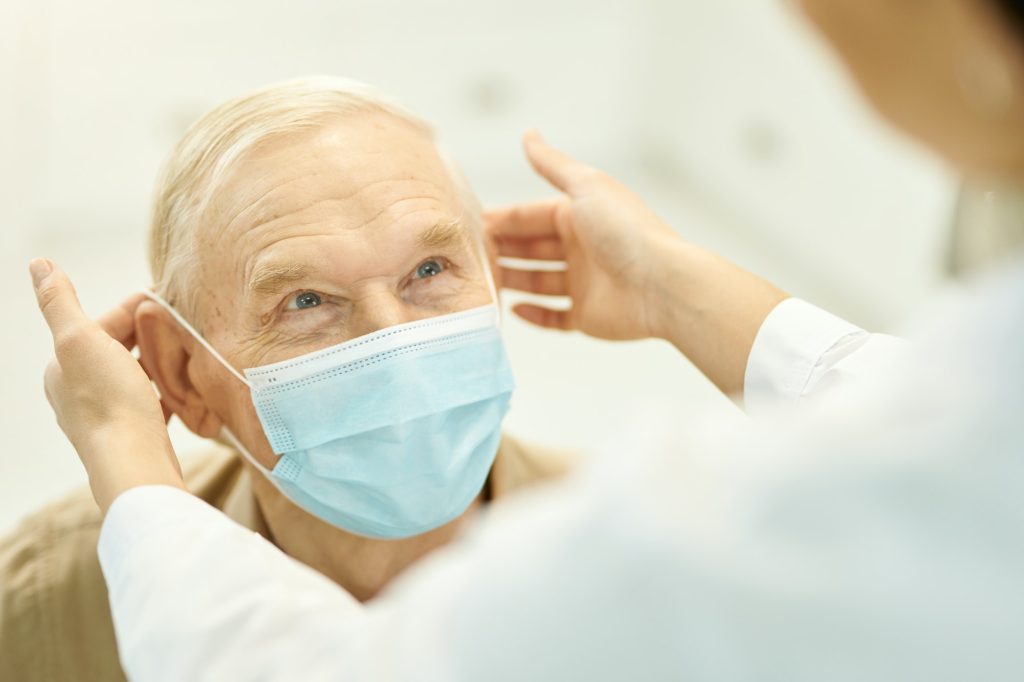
[
  {"xmin": 53, "ymin": 325, "xmax": 89, "ymax": 358},
  {"xmin": 35, "ymin": 283, "xmax": 61, "ymax": 314},
  {"xmin": 509, "ymin": 204, "xmax": 527, "ymax": 223},
  {"xmin": 567, "ymin": 166, "xmax": 605, "ymax": 193}
]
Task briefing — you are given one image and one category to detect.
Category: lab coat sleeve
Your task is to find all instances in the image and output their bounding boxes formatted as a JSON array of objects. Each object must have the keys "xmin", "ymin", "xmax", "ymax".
[
  {"xmin": 97, "ymin": 486, "xmax": 371, "ymax": 682},
  {"xmin": 743, "ymin": 297, "xmax": 907, "ymax": 415}
]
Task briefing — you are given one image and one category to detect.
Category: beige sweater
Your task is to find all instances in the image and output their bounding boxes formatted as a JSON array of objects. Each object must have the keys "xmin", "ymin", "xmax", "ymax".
[{"xmin": 0, "ymin": 435, "xmax": 577, "ymax": 682}]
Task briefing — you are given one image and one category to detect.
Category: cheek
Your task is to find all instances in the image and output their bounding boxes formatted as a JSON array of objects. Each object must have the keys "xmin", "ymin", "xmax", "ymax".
[
  {"xmin": 192, "ymin": 355, "xmax": 280, "ymax": 469},
  {"xmin": 439, "ymin": 275, "xmax": 494, "ymax": 311},
  {"xmin": 468, "ymin": 278, "xmax": 495, "ymax": 307},
  {"xmin": 460, "ymin": 255, "xmax": 499, "ymax": 306},
  {"xmin": 275, "ymin": 303, "xmax": 350, "ymax": 344}
]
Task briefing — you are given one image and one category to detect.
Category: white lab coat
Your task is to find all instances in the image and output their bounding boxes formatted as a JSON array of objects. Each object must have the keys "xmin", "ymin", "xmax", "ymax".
[{"xmin": 97, "ymin": 257, "xmax": 1024, "ymax": 681}]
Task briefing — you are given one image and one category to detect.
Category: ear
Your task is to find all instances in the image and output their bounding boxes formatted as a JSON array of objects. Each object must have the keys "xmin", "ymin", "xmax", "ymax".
[{"xmin": 136, "ymin": 300, "xmax": 224, "ymax": 438}]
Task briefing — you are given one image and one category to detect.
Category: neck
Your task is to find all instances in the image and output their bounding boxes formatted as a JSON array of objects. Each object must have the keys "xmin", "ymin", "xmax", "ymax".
[{"xmin": 249, "ymin": 471, "xmax": 481, "ymax": 601}]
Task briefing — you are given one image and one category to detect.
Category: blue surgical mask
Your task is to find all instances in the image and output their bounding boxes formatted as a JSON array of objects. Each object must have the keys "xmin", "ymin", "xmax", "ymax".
[{"xmin": 145, "ymin": 293, "xmax": 515, "ymax": 540}]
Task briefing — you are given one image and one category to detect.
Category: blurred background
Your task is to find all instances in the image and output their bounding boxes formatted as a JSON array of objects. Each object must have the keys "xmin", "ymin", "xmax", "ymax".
[{"xmin": 0, "ymin": 0, "xmax": 958, "ymax": 532}]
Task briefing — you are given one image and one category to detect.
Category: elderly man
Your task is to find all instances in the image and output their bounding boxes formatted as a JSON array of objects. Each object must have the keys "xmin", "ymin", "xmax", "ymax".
[{"xmin": 0, "ymin": 77, "xmax": 574, "ymax": 681}]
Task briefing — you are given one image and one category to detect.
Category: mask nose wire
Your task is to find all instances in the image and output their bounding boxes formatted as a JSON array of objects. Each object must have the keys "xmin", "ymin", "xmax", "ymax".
[{"xmin": 140, "ymin": 290, "xmax": 251, "ymax": 387}]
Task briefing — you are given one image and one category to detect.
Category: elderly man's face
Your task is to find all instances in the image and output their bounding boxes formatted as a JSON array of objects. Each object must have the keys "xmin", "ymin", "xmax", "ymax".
[{"xmin": 178, "ymin": 112, "xmax": 492, "ymax": 468}]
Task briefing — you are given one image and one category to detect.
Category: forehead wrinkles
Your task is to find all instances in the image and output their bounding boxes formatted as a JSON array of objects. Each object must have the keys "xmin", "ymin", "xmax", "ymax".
[
  {"xmin": 218, "ymin": 174, "xmax": 439, "ymax": 241},
  {"xmin": 227, "ymin": 175, "xmax": 448, "ymax": 244},
  {"xmin": 207, "ymin": 139, "xmax": 459, "ymax": 240},
  {"xmin": 207, "ymin": 118, "xmax": 455, "ymax": 238},
  {"xmin": 191, "ymin": 122, "xmax": 464, "ymax": 305},
  {"xmin": 193, "ymin": 184, "xmax": 459, "ymax": 324}
]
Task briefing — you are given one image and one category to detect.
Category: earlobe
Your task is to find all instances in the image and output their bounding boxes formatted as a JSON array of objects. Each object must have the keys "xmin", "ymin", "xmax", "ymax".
[{"xmin": 136, "ymin": 301, "xmax": 223, "ymax": 438}]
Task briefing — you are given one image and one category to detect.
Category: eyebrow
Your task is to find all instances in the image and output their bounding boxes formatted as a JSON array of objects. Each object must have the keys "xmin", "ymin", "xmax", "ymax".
[
  {"xmin": 247, "ymin": 220, "xmax": 470, "ymax": 297},
  {"xmin": 418, "ymin": 219, "xmax": 469, "ymax": 251},
  {"xmin": 248, "ymin": 263, "xmax": 313, "ymax": 296}
]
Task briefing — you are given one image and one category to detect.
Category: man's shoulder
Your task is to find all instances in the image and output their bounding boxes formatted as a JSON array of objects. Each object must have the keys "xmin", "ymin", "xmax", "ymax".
[
  {"xmin": 2, "ymin": 443, "xmax": 242, "ymax": 543},
  {"xmin": 0, "ymin": 444, "xmax": 243, "ymax": 681},
  {"xmin": 0, "ymin": 443, "xmax": 243, "ymax": 571},
  {"xmin": 0, "ymin": 481, "xmax": 117, "ymax": 679}
]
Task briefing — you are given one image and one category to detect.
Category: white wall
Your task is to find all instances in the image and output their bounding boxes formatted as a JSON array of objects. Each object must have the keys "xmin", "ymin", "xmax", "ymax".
[{"xmin": 0, "ymin": 0, "xmax": 955, "ymax": 532}]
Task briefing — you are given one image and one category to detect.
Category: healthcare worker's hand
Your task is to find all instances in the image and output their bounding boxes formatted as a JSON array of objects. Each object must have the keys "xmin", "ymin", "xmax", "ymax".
[
  {"xmin": 487, "ymin": 131, "xmax": 684, "ymax": 341},
  {"xmin": 489, "ymin": 131, "xmax": 789, "ymax": 397},
  {"xmin": 30, "ymin": 259, "xmax": 186, "ymax": 514}
]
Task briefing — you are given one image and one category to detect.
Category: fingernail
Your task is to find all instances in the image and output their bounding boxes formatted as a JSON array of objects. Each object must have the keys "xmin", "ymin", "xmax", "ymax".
[{"xmin": 29, "ymin": 259, "xmax": 53, "ymax": 288}]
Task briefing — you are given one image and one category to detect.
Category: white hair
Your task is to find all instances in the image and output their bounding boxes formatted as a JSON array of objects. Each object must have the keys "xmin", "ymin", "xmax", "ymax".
[{"xmin": 148, "ymin": 75, "xmax": 482, "ymax": 325}]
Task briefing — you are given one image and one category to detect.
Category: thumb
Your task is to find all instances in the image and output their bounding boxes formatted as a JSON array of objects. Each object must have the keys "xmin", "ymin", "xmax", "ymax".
[
  {"xmin": 30, "ymin": 259, "xmax": 90, "ymax": 344},
  {"xmin": 522, "ymin": 130, "xmax": 594, "ymax": 195}
]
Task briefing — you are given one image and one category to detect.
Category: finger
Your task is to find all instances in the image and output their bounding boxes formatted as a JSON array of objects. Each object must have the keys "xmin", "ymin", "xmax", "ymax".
[
  {"xmin": 512, "ymin": 303, "xmax": 572, "ymax": 331},
  {"xmin": 494, "ymin": 236, "xmax": 566, "ymax": 261},
  {"xmin": 30, "ymin": 260, "xmax": 91, "ymax": 343},
  {"xmin": 485, "ymin": 199, "xmax": 562, "ymax": 240},
  {"xmin": 499, "ymin": 266, "xmax": 568, "ymax": 296},
  {"xmin": 96, "ymin": 293, "xmax": 147, "ymax": 350},
  {"xmin": 136, "ymin": 352, "xmax": 173, "ymax": 423},
  {"xmin": 522, "ymin": 130, "xmax": 595, "ymax": 195}
]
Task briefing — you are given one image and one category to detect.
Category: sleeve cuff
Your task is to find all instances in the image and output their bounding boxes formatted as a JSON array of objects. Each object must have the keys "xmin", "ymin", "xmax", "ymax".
[{"xmin": 744, "ymin": 298, "xmax": 866, "ymax": 415}]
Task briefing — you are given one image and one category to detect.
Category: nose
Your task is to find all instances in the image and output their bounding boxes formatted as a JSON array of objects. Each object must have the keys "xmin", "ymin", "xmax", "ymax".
[{"xmin": 347, "ymin": 291, "xmax": 411, "ymax": 339}]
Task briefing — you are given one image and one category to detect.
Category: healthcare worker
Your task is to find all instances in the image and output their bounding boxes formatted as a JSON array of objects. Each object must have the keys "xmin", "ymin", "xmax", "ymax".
[{"xmin": 27, "ymin": 0, "xmax": 1024, "ymax": 680}]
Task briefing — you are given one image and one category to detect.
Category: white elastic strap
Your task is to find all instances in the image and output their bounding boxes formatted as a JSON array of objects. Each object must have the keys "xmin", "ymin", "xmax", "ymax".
[
  {"xmin": 141, "ymin": 290, "xmax": 250, "ymax": 386},
  {"xmin": 220, "ymin": 426, "xmax": 274, "ymax": 476},
  {"xmin": 476, "ymin": 237, "xmax": 503, "ymax": 326}
]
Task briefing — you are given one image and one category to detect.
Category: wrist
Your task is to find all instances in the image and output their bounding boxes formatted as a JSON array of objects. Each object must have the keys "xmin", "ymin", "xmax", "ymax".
[
  {"xmin": 641, "ymin": 240, "xmax": 789, "ymax": 396},
  {"xmin": 641, "ymin": 238, "xmax": 703, "ymax": 343},
  {"xmin": 83, "ymin": 425, "xmax": 185, "ymax": 514}
]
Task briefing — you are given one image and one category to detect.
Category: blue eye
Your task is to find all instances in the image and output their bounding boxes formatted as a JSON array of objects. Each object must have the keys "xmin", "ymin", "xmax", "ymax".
[
  {"xmin": 416, "ymin": 259, "xmax": 444, "ymax": 279},
  {"xmin": 290, "ymin": 291, "xmax": 322, "ymax": 310}
]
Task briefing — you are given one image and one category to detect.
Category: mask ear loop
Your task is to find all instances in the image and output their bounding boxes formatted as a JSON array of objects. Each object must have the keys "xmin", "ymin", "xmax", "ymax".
[
  {"xmin": 475, "ymin": 236, "xmax": 503, "ymax": 326},
  {"xmin": 141, "ymin": 291, "xmax": 280, "ymax": 477},
  {"xmin": 219, "ymin": 425, "xmax": 278, "ymax": 477},
  {"xmin": 141, "ymin": 290, "xmax": 250, "ymax": 386}
]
